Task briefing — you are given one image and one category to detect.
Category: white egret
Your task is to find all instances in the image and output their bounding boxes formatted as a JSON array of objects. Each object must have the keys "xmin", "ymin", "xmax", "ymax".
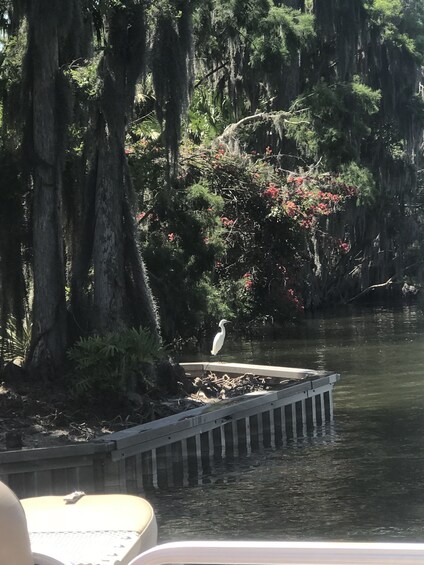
[{"xmin": 211, "ymin": 319, "xmax": 230, "ymax": 356}]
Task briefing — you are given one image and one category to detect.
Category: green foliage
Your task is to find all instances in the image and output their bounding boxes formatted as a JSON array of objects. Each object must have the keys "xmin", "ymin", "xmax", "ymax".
[
  {"xmin": 177, "ymin": 146, "xmax": 359, "ymax": 325},
  {"xmin": 366, "ymin": 0, "xmax": 402, "ymax": 20},
  {"xmin": 199, "ymin": 275, "xmax": 233, "ymax": 321},
  {"xmin": 136, "ymin": 166, "xmax": 227, "ymax": 339},
  {"xmin": 67, "ymin": 327, "xmax": 165, "ymax": 397},
  {"xmin": 0, "ymin": 32, "xmax": 25, "ymax": 89},
  {"xmin": 216, "ymin": 277, "xmax": 254, "ymax": 325},
  {"xmin": 188, "ymin": 86, "xmax": 228, "ymax": 143},
  {"xmin": 402, "ymin": 0, "xmax": 424, "ymax": 59},
  {"xmin": 0, "ymin": 29, "xmax": 26, "ymax": 136},
  {"xmin": 129, "ymin": 125, "xmax": 375, "ymax": 333},
  {"xmin": 250, "ymin": 6, "xmax": 315, "ymax": 71},
  {"xmin": 132, "ymin": 111, "xmax": 162, "ymax": 142},
  {"xmin": 286, "ymin": 79, "xmax": 381, "ymax": 169},
  {"xmin": 338, "ymin": 162, "xmax": 376, "ymax": 203},
  {"xmin": 351, "ymin": 76, "xmax": 382, "ymax": 114},
  {"xmin": 373, "ymin": 119, "xmax": 423, "ymax": 172},
  {"xmin": 1, "ymin": 0, "xmax": 424, "ymax": 360},
  {"xmin": 193, "ymin": 0, "xmax": 315, "ymax": 118},
  {"xmin": 0, "ymin": 314, "xmax": 32, "ymax": 363},
  {"xmin": 66, "ymin": 57, "xmax": 101, "ymax": 99},
  {"xmin": 365, "ymin": 0, "xmax": 421, "ymax": 56}
]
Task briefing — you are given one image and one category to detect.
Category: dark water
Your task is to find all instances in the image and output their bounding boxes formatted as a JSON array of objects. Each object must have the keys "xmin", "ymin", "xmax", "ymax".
[{"xmin": 148, "ymin": 305, "xmax": 424, "ymax": 543}]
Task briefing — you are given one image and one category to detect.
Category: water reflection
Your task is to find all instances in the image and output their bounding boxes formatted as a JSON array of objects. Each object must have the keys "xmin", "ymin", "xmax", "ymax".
[
  {"xmin": 150, "ymin": 305, "xmax": 424, "ymax": 543},
  {"xmin": 139, "ymin": 396, "xmax": 334, "ymax": 491}
]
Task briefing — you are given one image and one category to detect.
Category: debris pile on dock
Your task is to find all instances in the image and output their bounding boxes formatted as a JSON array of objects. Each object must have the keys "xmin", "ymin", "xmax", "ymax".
[
  {"xmin": 159, "ymin": 371, "xmax": 273, "ymax": 414},
  {"xmin": 192, "ymin": 372, "xmax": 272, "ymax": 399}
]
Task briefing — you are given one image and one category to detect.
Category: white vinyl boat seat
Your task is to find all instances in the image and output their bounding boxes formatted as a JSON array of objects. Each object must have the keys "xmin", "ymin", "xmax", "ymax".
[
  {"xmin": 0, "ymin": 480, "xmax": 33, "ymax": 565},
  {"xmin": 21, "ymin": 492, "xmax": 158, "ymax": 565},
  {"xmin": 0, "ymin": 480, "xmax": 69, "ymax": 565}
]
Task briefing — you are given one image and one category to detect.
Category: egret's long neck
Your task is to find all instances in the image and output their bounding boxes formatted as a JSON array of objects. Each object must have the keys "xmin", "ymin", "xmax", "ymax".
[{"xmin": 220, "ymin": 324, "xmax": 226, "ymax": 337}]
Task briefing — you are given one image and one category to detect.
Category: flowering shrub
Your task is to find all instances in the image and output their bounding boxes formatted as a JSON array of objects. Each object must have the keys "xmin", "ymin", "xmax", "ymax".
[
  {"xmin": 264, "ymin": 173, "xmax": 358, "ymax": 230},
  {"xmin": 128, "ymin": 136, "xmax": 365, "ymax": 337}
]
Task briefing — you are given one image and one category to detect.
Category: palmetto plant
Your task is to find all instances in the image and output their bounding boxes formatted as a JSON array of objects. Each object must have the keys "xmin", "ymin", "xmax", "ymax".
[
  {"xmin": 67, "ymin": 327, "xmax": 166, "ymax": 397},
  {"xmin": 0, "ymin": 314, "xmax": 32, "ymax": 364}
]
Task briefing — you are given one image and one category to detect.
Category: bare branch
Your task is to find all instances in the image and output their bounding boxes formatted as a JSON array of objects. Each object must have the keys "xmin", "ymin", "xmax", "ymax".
[
  {"xmin": 215, "ymin": 111, "xmax": 296, "ymax": 150},
  {"xmin": 195, "ymin": 62, "xmax": 228, "ymax": 88},
  {"xmin": 347, "ymin": 277, "xmax": 397, "ymax": 303}
]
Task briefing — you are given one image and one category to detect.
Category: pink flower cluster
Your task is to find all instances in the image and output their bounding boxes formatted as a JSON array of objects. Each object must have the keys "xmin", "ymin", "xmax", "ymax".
[
  {"xmin": 221, "ymin": 217, "xmax": 235, "ymax": 227},
  {"xmin": 339, "ymin": 240, "xmax": 350, "ymax": 253},
  {"xmin": 214, "ymin": 147, "xmax": 225, "ymax": 159},
  {"xmin": 319, "ymin": 191, "xmax": 341, "ymax": 203},
  {"xmin": 287, "ymin": 175, "xmax": 304, "ymax": 185},
  {"xmin": 263, "ymin": 183, "xmax": 280, "ymax": 199},
  {"xmin": 273, "ymin": 172, "xmax": 359, "ymax": 230},
  {"xmin": 284, "ymin": 201, "xmax": 299, "ymax": 217},
  {"xmin": 243, "ymin": 272, "xmax": 253, "ymax": 290},
  {"xmin": 286, "ymin": 288, "xmax": 304, "ymax": 311}
]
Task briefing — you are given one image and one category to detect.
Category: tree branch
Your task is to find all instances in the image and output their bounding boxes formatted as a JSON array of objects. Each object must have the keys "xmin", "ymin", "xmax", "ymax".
[
  {"xmin": 215, "ymin": 111, "xmax": 309, "ymax": 147},
  {"xmin": 347, "ymin": 277, "xmax": 398, "ymax": 303},
  {"xmin": 195, "ymin": 62, "xmax": 228, "ymax": 88}
]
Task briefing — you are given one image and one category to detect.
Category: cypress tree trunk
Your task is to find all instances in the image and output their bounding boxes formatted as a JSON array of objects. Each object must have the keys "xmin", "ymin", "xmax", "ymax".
[
  {"xmin": 92, "ymin": 2, "xmax": 161, "ymax": 338},
  {"xmin": 26, "ymin": 1, "xmax": 67, "ymax": 375},
  {"xmin": 92, "ymin": 5, "xmax": 134, "ymax": 333},
  {"xmin": 93, "ymin": 111, "xmax": 126, "ymax": 332}
]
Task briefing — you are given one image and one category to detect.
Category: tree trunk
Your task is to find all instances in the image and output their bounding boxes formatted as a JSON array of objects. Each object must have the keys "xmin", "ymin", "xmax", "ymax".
[
  {"xmin": 27, "ymin": 1, "xmax": 67, "ymax": 376},
  {"xmin": 92, "ymin": 7, "xmax": 127, "ymax": 333},
  {"xmin": 123, "ymin": 164, "xmax": 161, "ymax": 339},
  {"xmin": 93, "ymin": 116, "xmax": 126, "ymax": 332},
  {"xmin": 92, "ymin": 3, "xmax": 161, "ymax": 339}
]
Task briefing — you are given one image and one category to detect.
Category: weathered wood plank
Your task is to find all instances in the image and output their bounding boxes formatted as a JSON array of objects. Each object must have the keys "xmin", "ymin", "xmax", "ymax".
[
  {"xmin": 0, "ymin": 441, "xmax": 114, "ymax": 465},
  {"xmin": 35, "ymin": 469, "xmax": 54, "ymax": 496},
  {"xmin": 0, "ymin": 455, "xmax": 96, "ymax": 475},
  {"xmin": 181, "ymin": 361, "xmax": 334, "ymax": 381}
]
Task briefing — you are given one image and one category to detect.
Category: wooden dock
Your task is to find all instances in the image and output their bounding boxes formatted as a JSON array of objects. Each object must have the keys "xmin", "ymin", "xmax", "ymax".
[{"xmin": 0, "ymin": 363, "xmax": 339, "ymax": 498}]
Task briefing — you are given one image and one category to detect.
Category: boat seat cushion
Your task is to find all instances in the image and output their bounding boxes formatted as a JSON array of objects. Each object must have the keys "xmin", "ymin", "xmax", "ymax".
[
  {"xmin": 0, "ymin": 481, "xmax": 33, "ymax": 565},
  {"xmin": 22, "ymin": 493, "xmax": 156, "ymax": 535}
]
